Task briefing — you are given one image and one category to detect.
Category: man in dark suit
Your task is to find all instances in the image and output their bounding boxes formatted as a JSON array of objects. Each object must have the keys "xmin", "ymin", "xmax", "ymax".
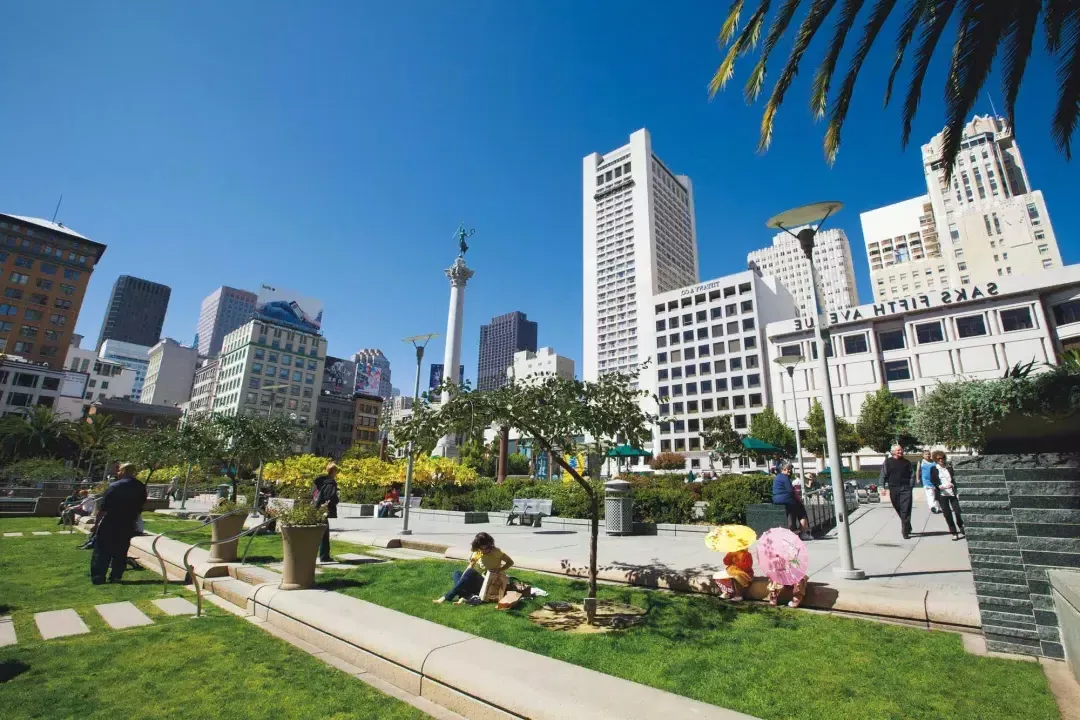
[
  {"xmin": 90, "ymin": 462, "xmax": 147, "ymax": 584},
  {"xmin": 880, "ymin": 445, "xmax": 915, "ymax": 539}
]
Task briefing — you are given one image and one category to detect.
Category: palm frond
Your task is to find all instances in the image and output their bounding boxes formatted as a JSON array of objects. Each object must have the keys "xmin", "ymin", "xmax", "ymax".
[
  {"xmin": 900, "ymin": 0, "xmax": 958, "ymax": 148},
  {"xmin": 1044, "ymin": 0, "xmax": 1072, "ymax": 52},
  {"xmin": 939, "ymin": 0, "xmax": 1014, "ymax": 174},
  {"xmin": 759, "ymin": 0, "xmax": 841, "ymax": 151},
  {"xmin": 1049, "ymin": 6, "xmax": 1080, "ymax": 158},
  {"xmin": 884, "ymin": 0, "xmax": 934, "ymax": 108},
  {"xmin": 719, "ymin": 0, "xmax": 748, "ymax": 45},
  {"xmin": 1000, "ymin": 1, "xmax": 1042, "ymax": 132},
  {"xmin": 810, "ymin": 0, "xmax": 868, "ymax": 119},
  {"xmin": 744, "ymin": 0, "xmax": 804, "ymax": 103},
  {"xmin": 710, "ymin": 1, "xmax": 772, "ymax": 97},
  {"xmin": 825, "ymin": 0, "xmax": 900, "ymax": 161}
]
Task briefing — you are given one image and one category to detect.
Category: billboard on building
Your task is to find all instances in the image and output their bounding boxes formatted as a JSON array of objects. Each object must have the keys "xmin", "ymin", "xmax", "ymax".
[
  {"xmin": 255, "ymin": 284, "xmax": 323, "ymax": 334},
  {"xmin": 323, "ymin": 356, "xmax": 357, "ymax": 396},
  {"xmin": 354, "ymin": 361, "xmax": 383, "ymax": 397},
  {"xmin": 428, "ymin": 363, "xmax": 465, "ymax": 390},
  {"xmin": 61, "ymin": 371, "xmax": 89, "ymax": 399}
]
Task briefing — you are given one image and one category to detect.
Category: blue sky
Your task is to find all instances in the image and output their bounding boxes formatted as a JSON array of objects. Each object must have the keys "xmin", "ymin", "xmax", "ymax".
[{"xmin": 1, "ymin": 1, "xmax": 1075, "ymax": 389}]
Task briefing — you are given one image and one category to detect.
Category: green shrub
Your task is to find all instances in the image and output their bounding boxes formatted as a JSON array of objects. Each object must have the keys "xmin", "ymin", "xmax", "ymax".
[
  {"xmin": 632, "ymin": 487, "xmax": 695, "ymax": 524},
  {"xmin": 268, "ymin": 500, "xmax": 327, "ymax": 526},
  {"xmin": 470, "ymin": 478, "xmax": 514, "ymax": 512},
  {"xmin": 701, "ymin": 474, "xmax": 773, "ymax": 525},
  {"xmin": 0, "ymin": 458, "xmax": 79, "ymax": 485}
]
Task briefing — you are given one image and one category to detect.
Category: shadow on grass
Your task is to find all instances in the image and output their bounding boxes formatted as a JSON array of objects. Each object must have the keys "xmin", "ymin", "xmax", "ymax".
[
  {"xmin": 316, "ymin": 577, "xmax": 370, "ymax": 592},
  {"xmin": 241, "ymin": 556, "xmax": 278, "ymax": 564},
  {"xmin": 0, "ymin": 603, "xmax": 12, "ymax": 615},
  {"xmin": 0, "ymin": 660, "xmax": 30, "ymax": 683}
]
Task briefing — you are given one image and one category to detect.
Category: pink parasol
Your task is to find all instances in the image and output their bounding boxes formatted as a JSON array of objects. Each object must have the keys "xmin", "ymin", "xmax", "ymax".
[{"xmin": 756, "ymin": 528, "xmax": 810, "ymax": 586}]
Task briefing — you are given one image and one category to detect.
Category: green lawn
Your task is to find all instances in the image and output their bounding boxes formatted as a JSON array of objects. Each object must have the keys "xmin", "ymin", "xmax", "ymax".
[
  {"xmin": 0, "ymin": 524, "xmax": 427, "ymax": 719},
  {"xmin": 316, "ymin": 560, "xmax": 1059, "ymax": 720}
]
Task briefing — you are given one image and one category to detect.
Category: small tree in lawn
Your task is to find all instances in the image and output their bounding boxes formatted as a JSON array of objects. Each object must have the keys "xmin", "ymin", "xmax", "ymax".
[
  {"xmin": 210, "ymin": 414, "xmax": 305, "ymax": 502},
  {"xmin": 395, "ymin": 367, "xmax": 655, "ymax": 624},
  {"xmin": 108, "ymin": 423, "xmax": 177, "ymax": 483},
  {"xmin": 699, "ymin": 414, "xmax": 744, "ymax": 471},
  {"xmin": 804, "ymin": 399, "xmax": 861, "ymax": 458},
  {"xmin": 748, "ymin": 406, "xmax": 796, "ymax": 456},
  {"xmin": 857, "ymin": 387, "xmax": 919, "ymax": 454}
]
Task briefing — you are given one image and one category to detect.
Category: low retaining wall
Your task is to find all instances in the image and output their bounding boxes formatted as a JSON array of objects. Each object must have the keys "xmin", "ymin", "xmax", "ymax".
[{"xmin": 1049, "ymin": 569, "xmax": 1080, "ymax": 683}]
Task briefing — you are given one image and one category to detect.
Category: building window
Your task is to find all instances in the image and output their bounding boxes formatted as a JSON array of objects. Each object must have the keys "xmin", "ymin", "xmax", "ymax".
[
  {"xmin": 884, "ymin": 359, "xmax": 912, "ymax": 381},
  {"xmin": 9, "ymin": 272, "xmax": 29, "ymax": 284},
  {"xmin": 955, "ymin": 314, "xmax": 987, "ymax": 338},
  {"xmin": 915, "ymin": 321, "xmax": 944, "ymax": 344},
  {"xmin": 1052, "ymin": 300, "xmax": 1080, "ymax": 326},
  {"xmin": 891, "ymin": 390, "xmax": 916, "ymax": 406},
  {"xmin": 1000, "ymin": 307, "xmax": 1034, "ymax": 332},
  {"xmin": 843, "ymin": 333, "xmax": 869, "ymax": 355},
  {"xmin": 878, "ymin": 329, "xmax": 905, "ymax": 351}
]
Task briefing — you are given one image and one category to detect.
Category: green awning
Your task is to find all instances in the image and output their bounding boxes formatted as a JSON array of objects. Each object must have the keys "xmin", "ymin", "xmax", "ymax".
[
  {"xmin": 606, "ymin": 445, "xmax": 653, "ymax": 458},
  {"xmin": 741, "ymin": 437, "xmax": 782, "ymax": 452}
]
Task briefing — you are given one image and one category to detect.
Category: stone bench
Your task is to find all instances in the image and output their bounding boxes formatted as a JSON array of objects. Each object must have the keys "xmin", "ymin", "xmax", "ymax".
[{"xmin": 128, "ymin": 534, "xmax": 231, "ymax": 582}]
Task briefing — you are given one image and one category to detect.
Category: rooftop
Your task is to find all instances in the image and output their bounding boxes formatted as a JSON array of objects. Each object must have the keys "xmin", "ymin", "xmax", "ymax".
[{"xmin": 6, "ymin": 214, "xmax": 90, "ymax": 241}]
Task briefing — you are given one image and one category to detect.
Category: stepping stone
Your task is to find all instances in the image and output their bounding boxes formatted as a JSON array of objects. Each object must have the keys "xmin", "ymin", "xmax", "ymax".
[
  {"xmin": 0, "ymin": 616, "xmax": 16, "ymax": 647},
  {"xmin": 153, "ymin": 597, "xmax": 198, "ymax": 616},
  {"xmin": 35, "ymin": 609, "xmax": 90, "ymax": 639},
  {"xmin": 336, "ymin": 553, "xmax": 388, "ymax": 565},
  {"xmin": 371, "ymin": 548, "xmax": 432, "ymax": 560},
  {"xmin": 3, "ymin": 532, "xmax": 23, "ymax": 537},
  {"xmin": 96, "ymin": 602, "xmax": 154, "ymax": 629},
  {"xmin": 32, "ymin": 531, "xmax": 52, "ymax": 536},
  {"xmin": 56, "ymin": 530, "xmax": 74, "ymax": 535}
]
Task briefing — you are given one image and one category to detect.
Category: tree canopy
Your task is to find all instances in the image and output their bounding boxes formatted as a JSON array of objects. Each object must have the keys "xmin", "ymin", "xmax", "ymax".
[
  {"xmin": 803, "ymin": 398, "xmax": 862, "ymax": 456},
  {"xmin": 748, "ymin": 406, "xmax": 797, "ymax": 456},
  {"xmin": 699, "ymin": 413, "xmax": 746, "ymax": 468},
  {"xmin": 857, "ymin": 387, "xmax": 919, "ymax": 453}
]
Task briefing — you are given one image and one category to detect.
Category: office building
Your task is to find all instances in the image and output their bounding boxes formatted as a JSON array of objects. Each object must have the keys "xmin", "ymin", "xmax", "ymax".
[
  {"xmin": 141, "ymin": 338, "xmax": 198, "ymax": 407},
  {"xmin": 508, "ymin": 347, "xmax": 575, "ymax": 382},
  {"xmin": 0, "ymin": 354, "xmax": 67, "ymax": 417},
  {"xmin": 765, "ymin": 265, "xmax": 1080, "ymax": 468},
  {"xmin": 0, "ymin": 213, "xmax": 107, "ymax": 366},
  {"xmin": 653, "ymin": 269, "xmax": 798, "ymax": 472},
  {"xmin": 89, "ymin": 397, "xmax": 182, "ymax": 430},
  {"xmin": 353, "ymin": 393, "xmax": 384, "ymax": 446},
  {"xmin": 583, "ymin": 128, "xmax": 699, "ymax": 392},
  {"xmin": 748, "ymin": 228, "xmax": 858, "ymax": 315},
  {"xmin": 862, "ymin": 116, "xmax": 1064, "ymax": 303},
  {"xmin": 59, "ymin": 345, "xmax": 135, "ymax": 419},
  {"xmin": 477, "ymin": 311, "xmax": 538, "ymax": 391},
  {"xmin": 186, "ymin": 357, "xmax": 219, "ymax": 418},
  {"xmin": 196, "ymin": 286, "xmax": 257, "ymax": 357},
  {"xmin": 96, "ymin": 275, "xmax": 171, "ymax": 350},
  {"xmin": 428, "ymin": 363, "xmax": 464, "ymax": 391},
  {"xmin": 98, "ymin": 339, "xmax": 152, "ymax": 401},
  {"xmin": 352, "ymin": 349, "xmax": 392, "ymax": 401},
  {"xmin": 313, "ymin": 356, "xmax": 358, "ymax": 459}
]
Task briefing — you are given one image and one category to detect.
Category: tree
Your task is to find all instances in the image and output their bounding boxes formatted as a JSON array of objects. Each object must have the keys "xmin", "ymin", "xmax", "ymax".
[
  {"xmin": 106, "ymin": 424, "xmax": 177, "ymax": 483},
  {"xmin": 857, "ymin": 387, "xmax": 919, "ymax": 454},
  {"xmin": 699, "ymin": 414, "xmax": 746, "ymax": 469},
  {"xmin": 396, "ymin": 368, "xmax": 655, "ymax": 623},
  {"xmin": 209, "ymin": 415, "xmax": 306, "ymax": 501},
  {"xmin": 650, "ymin": 451, "xmax": 687, "ymax": 471},
  {"xmin": 0, "ymin": 407, "xmax": 76, "ymax": 461},
  {"xmin": 803, "ymin": 399, "xmax": 861, "ymax": 457},
  {"xmin": 342, "ymin": 441, "xmax": 381, "ymax": 461},
  {"xmin": 748, "ymin": 406, "xmax": 797, "ymax": 456},
  {"xmin": 72, "ymin": 414, "xmax": 119, "ymax": 479},
  {"xmin": 710, "ymin": 1, "xmax": 1080, "ymax": 172}
]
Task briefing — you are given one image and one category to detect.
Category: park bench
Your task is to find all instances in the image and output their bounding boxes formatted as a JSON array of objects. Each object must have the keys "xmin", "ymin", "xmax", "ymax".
[
  {"xmin": 390, "ymin": 495, "xmax": 422, "ymax": 518},
  {"xmin": 506, "ymin": 498, "xmax": 553, "ymax": 527},
  {"xmin": 0, "ymin": 496, "xmax": 38, "ymax": 515}
]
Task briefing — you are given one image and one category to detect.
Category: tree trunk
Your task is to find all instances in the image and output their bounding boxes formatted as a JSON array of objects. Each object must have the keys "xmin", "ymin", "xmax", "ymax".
[
  {"xmin": 553, "ymin": 456, "xmax": 598, "ymax": 625},
  {"xmin": 497, "ymin": 425, "xmax": 509, "ymax": 484}
]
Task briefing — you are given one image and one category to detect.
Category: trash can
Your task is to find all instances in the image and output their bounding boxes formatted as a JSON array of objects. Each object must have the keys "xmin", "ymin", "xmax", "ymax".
[
  {"xmin": 604, "ymin": 479, "xmax": 633, "ymax": 536},
  {"xmin": 216, "ymin": 483, "xmax": 231, "ymax": 500}
]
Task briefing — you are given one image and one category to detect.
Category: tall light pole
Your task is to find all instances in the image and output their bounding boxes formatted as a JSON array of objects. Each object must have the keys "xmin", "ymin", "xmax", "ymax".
[
  {"xmin": 400, "ymin": 333, "xmax": 439, "ymax": 535},
  {"xmin": 767, "ymin": 202, "xmax": 864, "ymax": 580},
  {"xmin": 773, "ymin": 354, "xmax": 808, "ymax": 486}
]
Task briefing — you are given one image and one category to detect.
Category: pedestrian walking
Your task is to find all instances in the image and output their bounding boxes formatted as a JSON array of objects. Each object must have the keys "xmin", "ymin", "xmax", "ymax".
[
  {"xmin": 90, "ymin": 463, "xmax": 147, "ymax": 584},
  {"xmin": 917, "ymin": 451, "xmax": 940, "ymax": 514},
  {"xmin": 880, "ymin": 445, "xmax": 915, "ymax": 539},
  {"xmin": 313, "ymin": 462, "xmax": 340, "ymax": 563},
  {"xmin": 930, "ymin": 451, "xmax": 966, "ymax": 541}
]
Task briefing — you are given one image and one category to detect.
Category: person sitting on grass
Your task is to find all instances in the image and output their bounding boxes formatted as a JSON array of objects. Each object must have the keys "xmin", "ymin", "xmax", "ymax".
[{"xmin": 434, "ymin": 532, "xmax": 514, "ymax": 604}]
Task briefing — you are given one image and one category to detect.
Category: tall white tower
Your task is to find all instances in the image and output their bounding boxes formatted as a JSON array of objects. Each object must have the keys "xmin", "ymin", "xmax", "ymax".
[
  {"xmin": 432, "ymin": 255, "xmax": 473, "ymax": 459},
  {"xmin": 582, "ymin": 129, "xmax": 699, "ymax": 389},
  {"xmin": 747, "ymin": 228, "xmax": 858, "ymax": 315}
]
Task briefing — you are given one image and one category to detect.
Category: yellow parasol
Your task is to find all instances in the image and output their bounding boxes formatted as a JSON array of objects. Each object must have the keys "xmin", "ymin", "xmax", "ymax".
[{"xmin": 705, "ymin": 525, "xmax": 757, "ymax": 553}]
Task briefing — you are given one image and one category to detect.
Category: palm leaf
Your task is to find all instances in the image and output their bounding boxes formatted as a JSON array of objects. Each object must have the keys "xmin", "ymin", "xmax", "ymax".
[
  {"xmin": 884, "ymin": 0, "xmax": 934, "ymax": 108},
  {"xmin": 1044, "ymin": 0, "xmax": 1072, "ymax": 52},
  {"xmin": 719, "ymin": 0, "xmax": 748, "ymax": 45},
  {"xmin": 810, "ymin": 0, "xmax": 868, "ymax": 119},
  {"xmin": 825, "ymin": 0, "xmax": 901, "ymax": 161},
  {"xmin": 1000, "ymin": 1, "xmax": 1042, "ymax": 133},
  {"xmin": 900, "ymin": 0, "xmax": 958, "ymax": 148},
  {"xmin": 759, "ymin": 0, "xmax": 840, "ymax": 151},
  {"xmin": 744, "ymin": 0, "xmax": 804, "ymax": 103},
  {"xmin": 1049, "ymin": 5, "xmax": 1080, "ymax": 158},
  {"xmin": 938, "ymin": 0, "xmax": 1014, "ymax": 174},
  {"xmin": 710, "ymin": 1, "xmax": 772, "ymax": 96}
]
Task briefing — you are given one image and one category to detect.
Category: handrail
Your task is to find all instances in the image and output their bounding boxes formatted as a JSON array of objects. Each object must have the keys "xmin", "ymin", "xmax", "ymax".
[
  {"xmin": 180, "ymin": 518, "xmax": 280, "ymax": 618},
  {"xmin": 149, "ymin": 508, "xmax": 249, "ymax": 597}
]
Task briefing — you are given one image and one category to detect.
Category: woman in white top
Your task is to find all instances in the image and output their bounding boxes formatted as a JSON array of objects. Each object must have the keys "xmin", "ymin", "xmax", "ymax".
[{"xmin": 930, "ymin": 451, "xmax": 965, "ymax": 540}]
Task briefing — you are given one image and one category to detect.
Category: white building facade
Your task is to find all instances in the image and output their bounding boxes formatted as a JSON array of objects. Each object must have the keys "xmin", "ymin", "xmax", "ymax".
[
  {"xmin": 508, "ymin": 347, "xmax": 575, "ymax": 382},
  {"xmin": 582, "ymin": 128, "xmax": 699, "ymax": 394},
  {"xmin": 748, "ymin": 228, "xmax": 858, "ymax": 316},
  {"xmin": 185, "ymin": 356, "xmax": 219, "ymax": 418},
  {"xmin": 765, "ymin": 266, "xmax": 1080, "ymax": 467},
  {"xmin": 98, "ymin": 339, "xmax": 151, "ymax": 401},
  {"xmin": 0, "ymin": 355, "xmax": 67, "ymax": 417},
  {"xmin": 653, "ymin": 269, "xmax": 798, "ymax": 472},
  {"xmin": 141, "ymin": 338, "xmax": 198, "ymax": 407},
  {"xmin": 60, "ymin": 345, "xmax": 135, "ymax": 419}
]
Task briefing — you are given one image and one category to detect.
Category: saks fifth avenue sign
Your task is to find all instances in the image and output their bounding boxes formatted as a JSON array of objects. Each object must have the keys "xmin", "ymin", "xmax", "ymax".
[{"xmin": 792, "ymin": 282, "xmax": 1001, "ymax": 332}]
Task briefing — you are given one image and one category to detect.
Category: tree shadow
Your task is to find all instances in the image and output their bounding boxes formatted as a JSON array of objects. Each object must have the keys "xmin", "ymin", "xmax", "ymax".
[
  {"xmin": 0, "ymin": 660, "xmax": 30, "ymax": 683},
  {"xmin": 0, "ymin": 604, "xmax": 12, "ymax": 615},
  {"xmin": 112, "ymin": 578, "xmax": 161, "ymax": 586},
  {"xmin": 242, "ymin": 555, "xmax": 278, "ymax": 564},
  {"xmin": 315, "ymin": 577, "xmax": 369, "ymax": 592}
]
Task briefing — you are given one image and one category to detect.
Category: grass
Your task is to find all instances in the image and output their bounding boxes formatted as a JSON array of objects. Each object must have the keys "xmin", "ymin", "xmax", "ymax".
[
  {"xmin": 316, "ymin": 559, "xmax": 1059, "ymax": 720},
  {"xmin": 0, "ymin": 521, "xmax": 427, "ymax": 719}
]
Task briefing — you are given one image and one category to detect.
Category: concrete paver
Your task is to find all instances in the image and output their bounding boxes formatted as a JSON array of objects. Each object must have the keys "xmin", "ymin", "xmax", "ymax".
[
  {"xmin": 31, "ymin": 531, "xmax": 52, "ymax": 536},
  {"xmin": 95, "ymin": 601, "xmax": 154, "ymax": 629},
  {"xmin": 3, "ymin": 532, "xmax": 24, "ymax": 537},
  {"xmin": 35, "ymin": 609, "xmax": 90, "ymax": 639},
  {"xmin": 153, "ymin": 597, "xmax": 198, "ymax": 616},
  {"xmin": 0, "ymin": 616, "xmax": 16, "ymax": 647},
  {"xmin": 336, "ymin": 552, "xmax": 388, "ymax": 565}
]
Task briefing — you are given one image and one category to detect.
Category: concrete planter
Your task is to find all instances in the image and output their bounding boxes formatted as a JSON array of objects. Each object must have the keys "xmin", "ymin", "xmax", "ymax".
[
  {"xmin": 208, "ymin": 513, "xmax": 248, "ymax": 563},
  {"xmin": 279, "ymin": 524, "xmax": 325, "ymax": 590}
]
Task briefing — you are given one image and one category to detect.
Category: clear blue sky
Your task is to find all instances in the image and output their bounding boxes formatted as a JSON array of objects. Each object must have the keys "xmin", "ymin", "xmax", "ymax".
[{"xmin": 1, "ymin": 2, "xmax": 1074, "ymax": 389}]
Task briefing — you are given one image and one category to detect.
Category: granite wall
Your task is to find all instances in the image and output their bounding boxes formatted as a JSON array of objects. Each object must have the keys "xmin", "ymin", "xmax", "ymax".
[{"xmin": 953, "ymin": 453, "xmax": 1080, "ymax": 658}]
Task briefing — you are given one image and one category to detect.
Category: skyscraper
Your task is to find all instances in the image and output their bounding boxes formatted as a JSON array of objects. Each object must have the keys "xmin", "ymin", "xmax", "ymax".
[
  {"xmin": 862, "ymin": 115, "xmax": 1063, "ymax": 303},
  {"xmin": 196, "ymin": 286, "xmax": 257, "ymax": 357},
  {"xmin": 352, "ymin": 348, "xmax": 392, "ymax": 401},
  {"xmin": 747, "ymin": 228, "xmax": 858, "ymax": 316},
  {"xmin": 477, "ymin": 311, "xmax": 538, "ymax": 391},
  {"xmin": 582, "ymin": 129, "xmax": 699, "ymax": 387},
  {"xmin": 96, "ymin": 275, "xmax": 170, "ymax": 350}
]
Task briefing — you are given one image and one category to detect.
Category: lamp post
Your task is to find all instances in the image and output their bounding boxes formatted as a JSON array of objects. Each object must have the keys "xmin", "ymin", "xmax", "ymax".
[
  {"xmin": 767, "ymin": 202, "xmax": 864, "ymax": 580},
  {"xmin": 401, "ymin": 333, "xmax": 439, "ymax": 535},
  {"xmin": 773, "ymin": 355, "xmax": 808, "ymax": 487}
]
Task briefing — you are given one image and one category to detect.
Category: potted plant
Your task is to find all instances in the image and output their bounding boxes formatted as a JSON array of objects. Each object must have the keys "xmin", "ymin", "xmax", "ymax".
[
  {"xmin": 207, "ymin": 498, "xmax": 251, "ymax": 563},
  {"xmin": 268, "ymin": 501, "xmax": 327, "ymax": 590}
]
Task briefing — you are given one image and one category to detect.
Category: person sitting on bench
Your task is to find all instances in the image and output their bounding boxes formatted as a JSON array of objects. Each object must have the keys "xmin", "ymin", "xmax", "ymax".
[
  {"xmin": 434, "ymin": 532, "xmax": 514, "ymax": 604},
  {"xmin": 60, "ymin": 490, "xmax": 94, "ymax": 526},
  {"xmin": 378, "ymin": 488, "xmax": 399, "ymax": 518}
]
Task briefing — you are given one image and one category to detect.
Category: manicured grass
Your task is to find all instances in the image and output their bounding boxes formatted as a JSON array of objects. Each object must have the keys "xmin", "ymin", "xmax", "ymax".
[
  {"xmin": 0, "ymin": 516, "xmax": 81, "ymax": 533},
  {"xmin": 317, "ymin": 559, "xmax": 1058, "ymax": 720},
  {"xmin": 0, "ymin": 522, "xmax": 427, "ymax": 720}
]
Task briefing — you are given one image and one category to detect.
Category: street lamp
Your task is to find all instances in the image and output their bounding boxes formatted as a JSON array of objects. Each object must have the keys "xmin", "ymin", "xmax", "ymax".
[
  {"xmin": 767, "ymin": 201, "xmax": 864, "ymax": 580},
  {"xmin": 400, "ymin": 333, "xmax": 439, "ymax": 536},
  {"xmin": 773, "ymin": 354, "xmax": 808, "ymax": 488}
]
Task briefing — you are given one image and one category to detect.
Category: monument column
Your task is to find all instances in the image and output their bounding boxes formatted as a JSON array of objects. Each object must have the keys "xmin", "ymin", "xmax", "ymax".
[{"xmin": 434, "ymin": 228, "xmax": 475, "ymax": 458}]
